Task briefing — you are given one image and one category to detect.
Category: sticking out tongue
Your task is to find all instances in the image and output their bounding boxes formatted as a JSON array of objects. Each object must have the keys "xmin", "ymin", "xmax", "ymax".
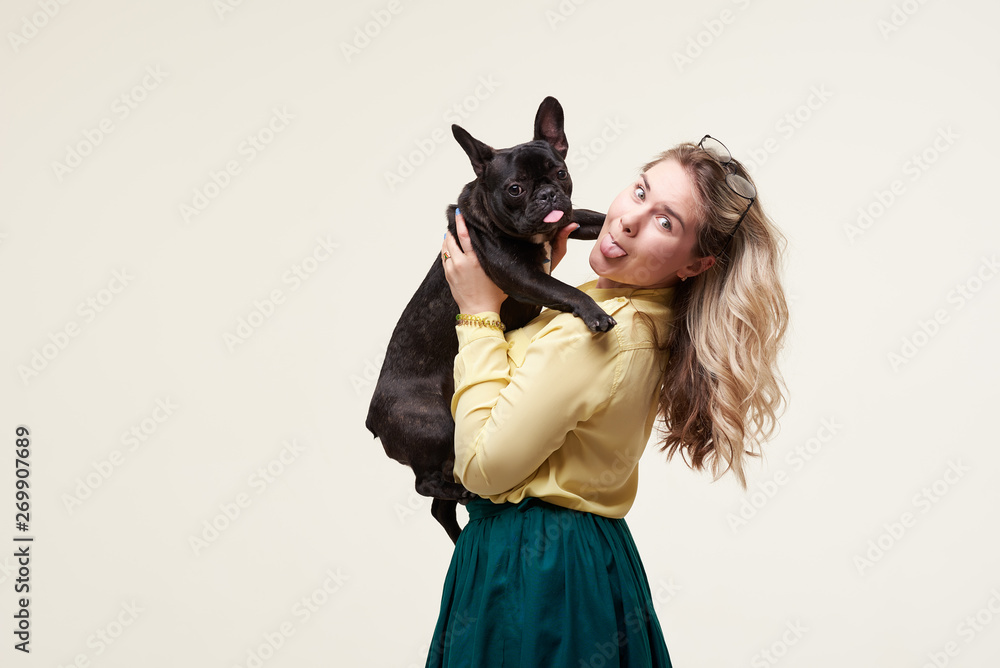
[
  {"xmin": 600, "ymin": 234, "xmax": 627, "ymax": 258},
  {"xmin": 543, "ymin": 210, "xmax": 564, "ymax": 223}
]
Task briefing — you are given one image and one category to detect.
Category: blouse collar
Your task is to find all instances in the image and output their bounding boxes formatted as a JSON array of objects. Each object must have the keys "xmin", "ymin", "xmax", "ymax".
[{"xmin": 576, "ymin": 278, "xmax": 675, "ymax": 307}]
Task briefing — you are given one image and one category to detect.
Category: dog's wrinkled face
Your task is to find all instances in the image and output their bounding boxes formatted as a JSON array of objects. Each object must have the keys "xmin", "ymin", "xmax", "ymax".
[
  {"xmin": 476, "ymin": 141, "xmax": 573, "ymax": 238},
  {"xmin": 452, "ymin": 96, "xmax": 576, "ymax": 240}
]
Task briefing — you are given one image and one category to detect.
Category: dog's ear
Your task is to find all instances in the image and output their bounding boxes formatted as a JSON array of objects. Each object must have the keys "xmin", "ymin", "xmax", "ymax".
[
  {"xmin": 533, "ymin": 96, "xmax": 568, "ymax": 159},
  {"xmin": 452, "ymin": 125, "xmax": 494, "ymax": 178}
]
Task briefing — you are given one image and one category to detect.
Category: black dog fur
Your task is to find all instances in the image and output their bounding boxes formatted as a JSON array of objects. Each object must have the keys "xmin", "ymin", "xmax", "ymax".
[{"xmin": 366, "ymin": 97, "xmax": 611, "ymax": 543}]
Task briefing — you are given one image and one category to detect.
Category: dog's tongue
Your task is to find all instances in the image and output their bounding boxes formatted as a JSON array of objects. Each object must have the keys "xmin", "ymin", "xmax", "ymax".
[{"xmin": 543, "ymin": 210, "xmax": 564, "ymax": 223}]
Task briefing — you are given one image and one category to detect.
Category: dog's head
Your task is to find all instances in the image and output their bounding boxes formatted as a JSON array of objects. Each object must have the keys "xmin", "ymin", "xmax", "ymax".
[{"xmin": 452, "ymin": 96, "xmax": 575, "ymax": 239}]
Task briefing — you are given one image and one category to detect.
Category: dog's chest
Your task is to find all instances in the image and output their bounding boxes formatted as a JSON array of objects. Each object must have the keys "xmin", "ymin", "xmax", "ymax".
[{"xmin": 528, "ymin": 235, "xmax": 552, "ymax": 275}]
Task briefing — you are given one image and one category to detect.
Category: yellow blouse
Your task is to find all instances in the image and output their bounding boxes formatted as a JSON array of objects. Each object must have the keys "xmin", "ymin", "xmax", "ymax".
[{"xmin": 451, "ymin": 279, "xmax": 675, "ymax": 518}]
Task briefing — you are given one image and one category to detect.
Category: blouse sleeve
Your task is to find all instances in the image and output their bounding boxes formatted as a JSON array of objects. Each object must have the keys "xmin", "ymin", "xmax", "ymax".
[{"xmin": 450, "ymin": 309, "xmax": 620, "ymax": 496}]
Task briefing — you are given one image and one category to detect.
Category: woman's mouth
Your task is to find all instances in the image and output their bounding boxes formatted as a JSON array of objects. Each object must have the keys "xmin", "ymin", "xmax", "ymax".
[{"xmin": 600, "ymin": 234, "xmax": 628, "ymax": 258}]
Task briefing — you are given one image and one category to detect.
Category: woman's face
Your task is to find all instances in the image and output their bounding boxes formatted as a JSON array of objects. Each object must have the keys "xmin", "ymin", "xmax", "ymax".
[{"xmin": 589, "ymin": 158, "xmax": 713, "ymax": 289}]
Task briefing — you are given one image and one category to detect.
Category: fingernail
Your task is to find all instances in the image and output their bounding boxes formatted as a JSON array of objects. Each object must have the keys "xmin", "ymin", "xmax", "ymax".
[
  {"xmin": 443, "ymin": 232, "xmax": 447, "ymax": 239},
  {"xmin": 455, "ymin": 207, "xmax": 461, "ymax": 216}
]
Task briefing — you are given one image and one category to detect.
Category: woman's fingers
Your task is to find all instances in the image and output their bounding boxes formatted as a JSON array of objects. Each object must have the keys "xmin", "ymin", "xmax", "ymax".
[{"xmin": 454, "ymin": 211, "xmax": 475, "ymax": 260}]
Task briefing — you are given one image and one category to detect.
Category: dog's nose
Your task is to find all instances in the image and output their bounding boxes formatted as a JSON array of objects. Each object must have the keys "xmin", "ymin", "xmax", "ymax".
[{"xmin": 536, "ymin": 186, "xmax": 556, "ymax": 203}]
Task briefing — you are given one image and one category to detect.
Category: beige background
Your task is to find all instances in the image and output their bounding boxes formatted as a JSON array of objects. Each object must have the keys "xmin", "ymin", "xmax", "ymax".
[{"xmin": 2, "ymin": 0, "xmax": 999, "ymax": 666}]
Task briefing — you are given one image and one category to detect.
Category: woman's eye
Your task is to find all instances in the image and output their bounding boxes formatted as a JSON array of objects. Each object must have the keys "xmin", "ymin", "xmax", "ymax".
[
  {"xmin": 634, "ymin": 186, "xmax": 645, "ymax": 200},
  {"xmin": 508, "ymin": 184, "xmax": 522, "ymax": 196},
  {"xmin": 657, "ymin": 216, "xmax": 671, "ymax": 230}
]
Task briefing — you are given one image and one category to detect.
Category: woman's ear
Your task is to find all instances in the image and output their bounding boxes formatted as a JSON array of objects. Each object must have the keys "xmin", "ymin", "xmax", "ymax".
[{"xmin": 686, "ymin": 255, "xmax": 716, "ymax": 279}]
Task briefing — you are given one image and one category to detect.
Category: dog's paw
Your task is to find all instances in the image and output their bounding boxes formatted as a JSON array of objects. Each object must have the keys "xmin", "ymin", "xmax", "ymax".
[{"xmin": 579, "ymin": 309, "xmax": 616, "ymax": 332}]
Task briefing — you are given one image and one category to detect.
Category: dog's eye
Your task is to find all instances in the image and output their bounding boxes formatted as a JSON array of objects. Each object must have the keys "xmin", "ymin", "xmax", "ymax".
[
  {"xmin": 508, "ymin": 184, "xmax": 523, "ymax": 196},
  {"xmin": 557, "ymin": 170, "xmax": 567, "ymax": 180}
]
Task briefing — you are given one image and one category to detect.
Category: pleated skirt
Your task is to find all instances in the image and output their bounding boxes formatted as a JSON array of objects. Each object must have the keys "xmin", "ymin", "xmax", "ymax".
[{"xmin": 425, "ymin": 496, "xmax": 673, "ymax": 667}]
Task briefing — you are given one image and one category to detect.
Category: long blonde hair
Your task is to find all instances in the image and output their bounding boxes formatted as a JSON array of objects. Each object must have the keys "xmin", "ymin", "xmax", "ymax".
[{"xmin": 634, "ymin": 142, "xmax": 790, "ymax": 489}]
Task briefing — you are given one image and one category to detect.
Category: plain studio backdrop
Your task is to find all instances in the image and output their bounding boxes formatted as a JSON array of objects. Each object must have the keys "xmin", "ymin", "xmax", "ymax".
[{"xmin": 2, "ymin": 0, "xmax": 998, "ymax": 666}]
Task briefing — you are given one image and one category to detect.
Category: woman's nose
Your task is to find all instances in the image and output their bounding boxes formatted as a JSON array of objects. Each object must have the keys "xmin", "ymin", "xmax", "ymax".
[{"xmin": 620, "ymin": 211, "xmax": 639, "ymax": 236}]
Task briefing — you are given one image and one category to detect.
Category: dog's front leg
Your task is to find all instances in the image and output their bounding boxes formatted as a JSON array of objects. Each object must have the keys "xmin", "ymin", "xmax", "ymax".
[{"xmin": 568, "ymin": 208, "xmax": 606, "ymax": 240}]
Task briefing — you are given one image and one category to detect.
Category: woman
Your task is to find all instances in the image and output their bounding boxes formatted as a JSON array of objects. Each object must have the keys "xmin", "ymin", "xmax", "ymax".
[{"xmin": 427, "ymin": 136, "xmax": 789, "ymax": 667}]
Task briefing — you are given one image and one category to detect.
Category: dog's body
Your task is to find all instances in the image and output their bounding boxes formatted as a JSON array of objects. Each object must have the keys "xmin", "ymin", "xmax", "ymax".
[{"xmin": 366, "ymin": 97, "xmax": 611, "ymax": 542}]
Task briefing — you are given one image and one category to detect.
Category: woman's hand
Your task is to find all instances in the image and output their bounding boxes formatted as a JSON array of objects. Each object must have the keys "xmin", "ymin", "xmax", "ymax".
[
  {"xmin": 442, "ymin": 210, "xmax": 508, "ymax": 314},
  {"xmin": 549, "ymin": 222, "xmax": 579, "ymax": 272}
]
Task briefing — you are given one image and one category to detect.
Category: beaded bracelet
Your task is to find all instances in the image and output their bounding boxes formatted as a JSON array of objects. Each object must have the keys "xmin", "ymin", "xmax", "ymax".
[{"xmin": 455, "ymin": 313, "xmax": 506, "ymax": 331}]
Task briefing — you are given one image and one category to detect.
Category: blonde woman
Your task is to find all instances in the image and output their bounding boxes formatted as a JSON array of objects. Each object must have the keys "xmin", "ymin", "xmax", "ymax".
[{"xmin": 428, "ymin": 136, "xmax": 789, "ymax": 667}]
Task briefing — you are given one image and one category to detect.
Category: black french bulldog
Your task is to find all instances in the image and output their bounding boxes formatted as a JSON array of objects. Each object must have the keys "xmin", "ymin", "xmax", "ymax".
[{"xmin": 366, "ymin": 97, "xmax": 613, "ymax": 543}]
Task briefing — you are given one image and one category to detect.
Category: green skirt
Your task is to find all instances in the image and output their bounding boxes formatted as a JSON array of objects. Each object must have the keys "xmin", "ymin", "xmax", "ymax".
[{"xmin": 425, "ymin": 496, "xmax": 673, "ymax": 667}]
